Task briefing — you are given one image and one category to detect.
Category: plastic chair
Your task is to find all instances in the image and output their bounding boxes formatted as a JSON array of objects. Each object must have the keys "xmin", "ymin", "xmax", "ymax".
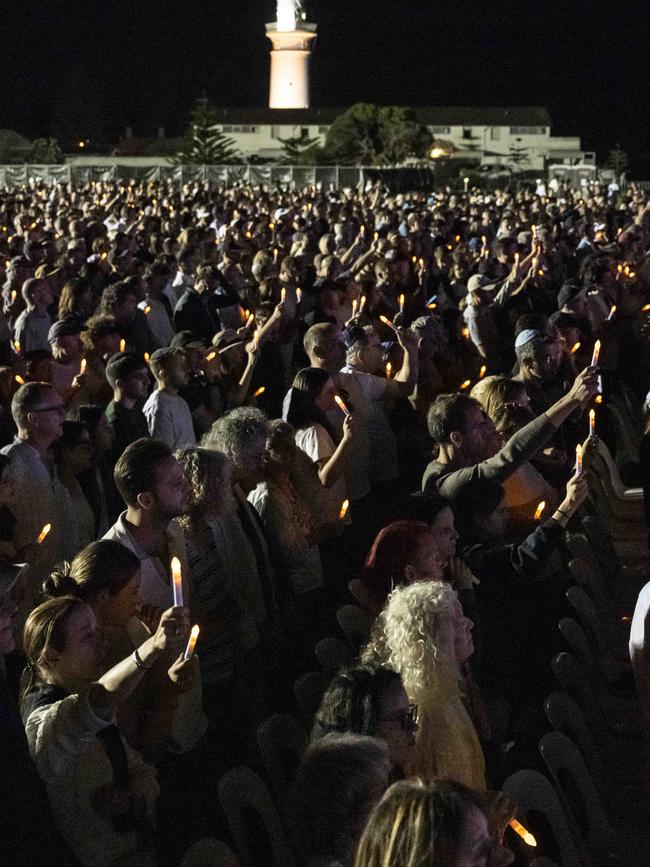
[
  {"xmin": 218, "ymin": 767, "xmax": 296, "ymax": 867},
  {"xmin": 181, "ymin": 838, "xmax": 241, "ymax": 867},
  {"xmin": 567, "ymin": 558, "xmax": 613, "ymax": 622},
  {"xmin": 293, "ymin": 671, "xmax": 327, "ymax": 727},
  {"xmin": 581, "ymin": 516, "xmax": 621, "ymax": 580},
  {"xmin": 543, "ymin": 691, "xmax": 604, "ymax": 782},
  {"xmin": 257, "ymin": 712, "xmax": 307, "ymax": 807},
  {"xmin": 566, "ymin": 585, "xmax": 629, "ymax": 674},
  {"xmin": 314, "ymin": 635, "xmax": 352, "ymax": 675},
  {"xmin": 502, "ymin": 769, "xmax": 587, "ymax": 866},
  {"xmin": 336, "ymin": 604, "xmax": 370, "ymax": 651},
  {"xmin": 550, "ymin": 652, "xmax": 609, "ymax": 733},
  {"xmin": 538, "ymin": 732, "xmax": 629, "ymax": 861}
]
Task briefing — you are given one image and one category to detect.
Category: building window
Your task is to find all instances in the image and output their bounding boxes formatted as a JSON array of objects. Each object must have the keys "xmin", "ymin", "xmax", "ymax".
[
  {"xmin": 431, "ymin": 126, "xmax": 451, "ymax": 134},
  {"xmin": 462, "ymin": 128, "xmax": 474, "ymax": 140},
  {"xmin": 301, "ymin": 127, "xmax": 310, "ymax": 138},
  {"xmin": 509, "ymin": 126, "xmax": 547, "ymax": 135},
  {"xmin": 222, "ymin": 126, "xmax": 233, "ymax": 133},
  {"xmin": 271, "ymin": 126, "xmax": 281, "ymax": 139},
  {"xmin": 318, "ymin": 126, "xmax": 329, "ymax": 134},
  {"xmin": 490, "ymin": 127, "xmax": 501, "ymax": 141}
]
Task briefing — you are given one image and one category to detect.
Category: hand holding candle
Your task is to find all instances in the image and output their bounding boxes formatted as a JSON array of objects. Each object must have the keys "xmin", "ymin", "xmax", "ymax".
[{"xmin": 575, "ymin": 443, "xmax": 583, "ymax": 475}]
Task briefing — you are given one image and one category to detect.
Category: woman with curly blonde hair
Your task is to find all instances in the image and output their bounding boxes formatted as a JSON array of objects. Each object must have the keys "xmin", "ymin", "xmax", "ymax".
[{"xmin": 362, "ymin": 581, "xmax": 486, "ymax": 789}]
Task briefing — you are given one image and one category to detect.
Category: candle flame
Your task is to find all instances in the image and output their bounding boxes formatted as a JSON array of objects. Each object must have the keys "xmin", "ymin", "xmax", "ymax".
[
  {"xmin": 184, "ymin": 624, "xmax": 200, "ymax": 660},
  {"xmin": 334, "ymin": 394, "xmax": 350, "ymax": 416},
  {"xmin": 379, "ymin": 314, "xmax": 395, "ymax": 329},
  {"xmin": 595, "ymin": 394, "xmax": 603, "ymax": 404},
  {"xmin": 534, "ymin": 501, "xmax": 545, "ymax": 521},
  {"xmin": 608, "ymin": 304, "xmax": 616, "ymax": 319},
  {"xmin": 246, "ymin": 313, "xmax": 255, "ymax": 328},
  {"xmin": 296, "ymin": 288, "xmax": 302, "ymax": 303},
  {"xmin": 14, "ymin": 340, "xmax": 20, "ymax": 354},
  {"xmin": 206, "ymin": 351, "xmax": 217, "ymax": 362},
  {"xmin": 508, "ymin": 819, "xmax": 537, "ymax": 847},
  {"xmin": 460, "ymin": 379, "xmax": 471, "ymax": 390},
  {"xmin": 386, "ymin": 362, "xmax": 392, "ymax": 379},
  {"xmin": 253, "ymin": 386, "xmax": 266, "ymax": 397},
  {"xmin": 37, "ymin": 523, "xmax": 51, "ymax": 544},
  {"xmin": 643, "ymin": 304, "xmax": 650, "ymax": 312},
  {"xmin": 280, "ymin": 287, "xmax": 286, "ymax": 303},
  {"xmin": 591, "ymin": 339, "xmax": 601, "ymax": 367},
  {"xmin": 339, "ymin": 499, "xmax": 350, "ymax": 520},
  {"xmin": 171, "ymin": 556, "xmax": 183, "ymax": 608},
  {"xmin": 479, "ymin": 365, "xmax": 486, "ymax": 379},
  {"xmin": 144, "ymin": 305, "xmax": 151, "ymax": 315},
  {"xmin": 576, "ymin": 443, "xmax": 583, "ymax": 473},
  {"xmin": 144, "ymin": 352, "xmax": 150, "ymax": 362},
  {"xmin": 571, "ymin": 341, "xmax": 580, "ymax": 353},
  {"xmin": 14, "ymin": 374, "xmax": 25, "ymax": 385},
  {"xmin": 461, "ymin": 327, "xmax": 470, "ymax": 339},
  {"xmin": 80, "ymin": 358, "xmax": 87, "ymax": 375},
  {"xmin": 359, "ymin": 295, "xmax": 366, "ymax": 313},
  {"xmin": 120, "ymin": 339, "xmax": 126, "ymax": 352}
]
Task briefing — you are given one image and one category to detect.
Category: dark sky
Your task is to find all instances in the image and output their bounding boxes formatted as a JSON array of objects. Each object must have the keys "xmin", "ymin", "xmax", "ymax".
[{"xmin": 3, "ymin": 0, "xmax": 649, "ymax": 170}]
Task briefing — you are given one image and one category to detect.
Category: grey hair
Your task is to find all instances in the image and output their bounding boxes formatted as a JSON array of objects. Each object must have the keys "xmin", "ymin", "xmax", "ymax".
[
  {"xmin": 201, "ymin": 407, "xmax": 269, "ymax": 462},
  {"xmin": 11, "ymin": 382, "xmax": 56, "ymax": 429}
]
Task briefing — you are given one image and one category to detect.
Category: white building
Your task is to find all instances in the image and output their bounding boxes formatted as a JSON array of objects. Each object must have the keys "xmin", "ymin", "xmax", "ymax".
[{"xmin": 208, "ymin": 106, "xmax": 590, "ymax": 171}]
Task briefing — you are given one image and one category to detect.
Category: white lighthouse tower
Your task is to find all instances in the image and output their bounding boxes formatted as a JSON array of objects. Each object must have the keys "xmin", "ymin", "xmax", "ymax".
[{"xmin": 265, "ymin": 1, "xmax": 317, "ymax": 109}]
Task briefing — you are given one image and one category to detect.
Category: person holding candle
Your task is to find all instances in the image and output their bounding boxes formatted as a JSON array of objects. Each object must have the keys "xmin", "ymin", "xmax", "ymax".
[
  {"xmin": 47, "ymin": 316, "xmax": 87, "ymax": 402},
  {"xmin": 99, "ymin": 281, "xmax": 157, "ymax": 361},
  {"xmin": 20, "ymin": 595, "xmax": 188, "ymax": 867},
  {"xmin": 143, "ymin": 347, "xmax": 196, "ymax": 450},
  {"xmin": 104, "ymin": 352, "xmax": 151, "ymax": 466},
  {"xmin": 354, "ymin": 779, "xmax": 515, "ymax": 867},
  {"xmin": 286, "ymin": 367, "xmax": 355, "ymax": 526},
  {"xmin": 104, "ymin": 437, "xmax": 207, "ymax": 754},
  {"xmin": 42, "ymin": 539, "xmax": 196, "ymax": 759}
]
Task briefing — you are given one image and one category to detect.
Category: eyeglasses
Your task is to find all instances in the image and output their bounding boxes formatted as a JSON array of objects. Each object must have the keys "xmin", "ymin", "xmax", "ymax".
[
  {"xmin": 378, "ymin": 704, "xmax": 419, "ymax": 731},
  {"xmin": 31, "ymin": 406, "xmax": 65, "ymax": 415}
]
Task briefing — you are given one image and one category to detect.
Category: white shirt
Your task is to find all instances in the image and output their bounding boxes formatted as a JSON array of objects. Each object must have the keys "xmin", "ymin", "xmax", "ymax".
[
  {"xmin": 138, "ymin": 298, "xmax": 174, "ymax": 348},
  {"xmin": 295, "ymin": 424, "xmax": 347, "ymax": 524},
  {"xmin": 143, "ymin": 389, "xmax": 196, "ymax": 450}
]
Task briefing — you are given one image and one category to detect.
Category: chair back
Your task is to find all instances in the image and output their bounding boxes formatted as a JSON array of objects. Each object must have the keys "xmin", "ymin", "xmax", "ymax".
[
  {"xmin": 502, "ymin": 769, "xmax": 587, "ymax": 866},
  {"xmin": 336, "ymin": 604, "xmax": 371, "ymax": 651},
  {"xmin": 218, "ymin": 767, "xmax": 297, "ymax": 867},
  {"xmin": 550, "ymin": 652, "xmax": 608, "ymax": 732},
  {"xmin": 314, "ymin": 635, "xmax": 353, "ymax": 676},
  {"xmin": 257, "ymin": 713, "xmax": 307, "ymax": 807},
  {"xmin": 566, "ymin": 585, "xmax": 609, "ymax": 655},
  {"xmin": 293, "ymin": 671, "xmax": 327, "ymax": 727},
  {"xmin": 538, "ymin": 731, "xmax": 615, "ymax": 857},
  {"xmin": 543, "ymin": 692, "xmax": 604, "ymax": 781}
]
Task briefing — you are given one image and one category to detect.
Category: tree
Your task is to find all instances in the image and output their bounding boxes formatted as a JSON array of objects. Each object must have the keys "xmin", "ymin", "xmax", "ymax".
[
  {"xmin": 173, "ymin": 96, "xmax": 240, "ymax": 165},
  {"xmin": 29, "ymin": 138, "xmax": 64, "ymax": 164},
  {"xmin": 324, "ymin": 103, "xmax": 429, "ymax": 166},
  {"xmin": 606, "ymin": 144, "xmax": 629, "ymax": 177},
  {"xmin": 277, "ymin": 129, "xmax": 322, "ymax": 165}
]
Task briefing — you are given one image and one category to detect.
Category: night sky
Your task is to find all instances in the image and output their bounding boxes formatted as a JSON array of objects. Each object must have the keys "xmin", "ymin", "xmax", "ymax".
[{"xmin": 3, "ymin": 0, "xmax": 650, "ymax": 171}]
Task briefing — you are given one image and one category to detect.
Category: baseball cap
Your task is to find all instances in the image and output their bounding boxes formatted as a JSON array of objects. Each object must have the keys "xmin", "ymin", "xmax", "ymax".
[
  {"xmin": 148, "ymin": 347, "xmax": 179, "ymax": 364},
  {"xmin": 467, "ymin": 274, "xmax": 491, "ymax": 293},
  {"xmin": 170, "ymin": 331, "xmax": 206, "ymax": 350}
]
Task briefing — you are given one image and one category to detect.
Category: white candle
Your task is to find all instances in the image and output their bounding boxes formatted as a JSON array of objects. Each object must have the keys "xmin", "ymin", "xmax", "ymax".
[
  {"xmin": 575, "ymin": 444, "xmax": 583, "ymax": 474},
  {"xmin": 184, "ymin": 625, "xmax": 200, "ymax": 659},
  {"xmin": 334, "ymin": 395, "xmax": 350, "ymax": 417},
  {"xmin": 339, "ymin": 499, "xmax": 350, "ymax": 520},
  {"xmin": 37, "ymin": 523, "xmax": 51, "ymax": 544},
  {"xmin": 171, "ymin": 556, "xmax": 183, "ymax": 608},
  {"xmin": 589, "ymin": 408, "xmax": 595, "ymax": 437},
  {"xmin": 591, "ymin": 339, "xmax": 601, "ymax": 367}
]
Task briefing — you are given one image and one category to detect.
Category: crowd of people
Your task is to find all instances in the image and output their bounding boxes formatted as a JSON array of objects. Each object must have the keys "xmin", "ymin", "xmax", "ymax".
[{"xmin": 1, "ymin": 174, "xmax": 650, "ymax": 866}]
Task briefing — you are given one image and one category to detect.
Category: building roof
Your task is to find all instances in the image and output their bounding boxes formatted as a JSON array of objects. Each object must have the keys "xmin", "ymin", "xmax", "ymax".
[{"xmin": 210, "ymin": 106, "xmax": 553, "ymax": 127}]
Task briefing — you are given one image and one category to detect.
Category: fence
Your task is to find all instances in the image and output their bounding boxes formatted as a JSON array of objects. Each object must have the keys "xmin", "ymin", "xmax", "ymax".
[{"xmin": 0, "ymin": 164, "xmax": 437, "ymax": 191}]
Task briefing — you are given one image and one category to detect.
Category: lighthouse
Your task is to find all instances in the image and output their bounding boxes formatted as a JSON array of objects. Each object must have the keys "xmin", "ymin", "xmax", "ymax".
[{"xmin": 265, "ymin": 1, "xmax": 317, "ymax": 109}]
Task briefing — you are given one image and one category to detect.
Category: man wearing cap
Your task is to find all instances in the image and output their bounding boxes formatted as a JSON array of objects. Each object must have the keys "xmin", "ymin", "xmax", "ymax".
[
  {"xmin": 143, "ymin": 347, "xmax": 196, "ymax": 450},
  {"xmin": 171, "ymin": 331, "xmax": 223, "ymax": 436},
  {"xmin": 47, "ymin": 316, "xmax": 86, "ymax": 401},
  {"xmin": 13, "ymin": 277, "xmax": 53, "ymax": 352},
  {"xmin": 105, "ymin": 352, "xmax": 151, "ymax": 463}
]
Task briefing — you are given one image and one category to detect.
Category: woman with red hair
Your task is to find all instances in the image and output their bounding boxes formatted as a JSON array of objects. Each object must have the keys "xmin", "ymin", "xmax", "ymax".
[{"xmin": 349, "ymin": 520, "xmax": 444, "ymax": 618}]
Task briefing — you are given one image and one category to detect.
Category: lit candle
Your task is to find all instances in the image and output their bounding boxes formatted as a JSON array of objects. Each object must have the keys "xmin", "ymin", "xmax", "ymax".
[
  {"xmin": 246, "ymin": 313, "xmax": 255, "ymax": 329},
  {"xmin": 386, "ymin": 362, "xmax": 392, "ymax": 379},
  {"xmin": 508, "ymin": 819, "xmax": 537, "ymax": 848},
  {"xmin": 334, "ymin": 395, "xmax": 350, "ymax": 417},
  {"xmin": 379, "ymin": 314, "xmax": 397, "ymax": 331},
  {"xmin": 11, "ymin": 290, "xmax": 16, "ymax": 303},
  {"xmin": 571, "ymin": 341, "xmax": 580, "ymax": 354},
  {"xmin": 120, "ymin": 339, "xmax": 126, "ymax": 352},
  {"xmin": 643, "ymin": 304, "xmax": 650, "ymax": 312},
  {"xmin": 481, "ymin": 235, "xmax": 487, "ymax": 246},
  {"xmin": 426, "ymin": 301, "xmax": 437, "ymax": 310},
  {"xmin": 607, "ymin": 304, "xmax": 616, "ymax": 320},
  {"xmin": 591, "ymin": 339, "xmax": 601, "ymax": 367},
  {"xmin": 80, "ymin": 358, "xmax": 87, "ymax": 375},
  {"xmin": 589, "ymin": 408, "xmax": 595, "ymax": 436},
  {"xmin": 575, "ymin": 443, "xmax": 583, "ymax": 474},
  {"xmin": 339, "ymin": 499, "xmax": 350, "ymax": 520},
  {"xmin": 352, "ymin": 298, "xmax": 358, "ymax": 318},
  {"xmin": 144, "ymin": 304, "xmax": 151, "ymax": 315},
  {"xmin": 14, "ymin": 340, "xmax": 20, "ymax": 354},
  {"xmin": 359, "ymin": 295, "xmax": 366, "ymax": 314},
  {"xmin": 411, "ymin": 255, "xmax": 416, "ymax": 264},
  {"xmin": 273, "ymin": 248, "xmax": 278, "ymax": 262},
  {"xmin": 515, "ymin": 252, "xmax": 520, "ymax": 266},
  {"xmin": 171, "ymin": 556, "xmax": 183, "ymax": 608},
  {"xmin": 461, "ymin": 327, "xmax": 470, "ymax": 339},
  {"xmin": 144, "ymin": 352, "xmax": 150, "ymax": 362},
  {"xmin": 280, "ymin": 287, "xmax": 286, "ymax": 303},
  {"xmin": 398, "ymin": 294, "xmax": 405, "ymax": 314},
  {"xmin": 14, "ymin": 374, "xmax": 24, "ymax": 385},
  {"xmin": 296, "ymin": 287, "xmax": 302, "ymax": 304},
  {"xmin": 595, "ymin": 394, "xmax": 603, "ymax": 404},
  {"xmin": 206, "ymin": 351, "xmax": 217, "ymax": 362},
  {"xmin": 253, "ymin": 386, "xmax": 266, "ymax": 397},
  {"xmin": 184, "ymin": 624, "xmax": 200, "ymax": 659},
  {"xmin": 418, "ymin": 257, "xmax": 424, "ymax": 267},
  {"xmin": 460, "ymin": 379, "xmax": 471, "ymax": 390},
  {"xmin": 373, "ymin": 231, "xmax": 379, "ymax": 241},
  {"xmin": 534, "ymin": 501, "xmax": 545, "ymax": 521},
  {"xmin": 37, "ymin": 523, "xmax": 51, "ymax": 545},
  {"xmin": 360, "ymin": 224, "xmax": 365, "ymax": 236},
  {"xmin": 253, "ymin": 329, "xmax": 260, "ymax": 348}
]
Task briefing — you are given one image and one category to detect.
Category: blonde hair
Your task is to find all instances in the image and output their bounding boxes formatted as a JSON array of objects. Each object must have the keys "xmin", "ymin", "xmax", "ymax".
[
  {"xmin": 470, "ymin": 375, "xmax": 527, "ymax": 421},
  {"xmin": 362, "ymin": 582, "xmax": 485, "ymax": 789}
]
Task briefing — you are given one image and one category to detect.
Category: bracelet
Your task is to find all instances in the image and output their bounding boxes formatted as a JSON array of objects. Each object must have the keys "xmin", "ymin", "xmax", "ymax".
[{"xmin": 132, "ymin": 648, "xmax": 151, "ymax": 671}]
